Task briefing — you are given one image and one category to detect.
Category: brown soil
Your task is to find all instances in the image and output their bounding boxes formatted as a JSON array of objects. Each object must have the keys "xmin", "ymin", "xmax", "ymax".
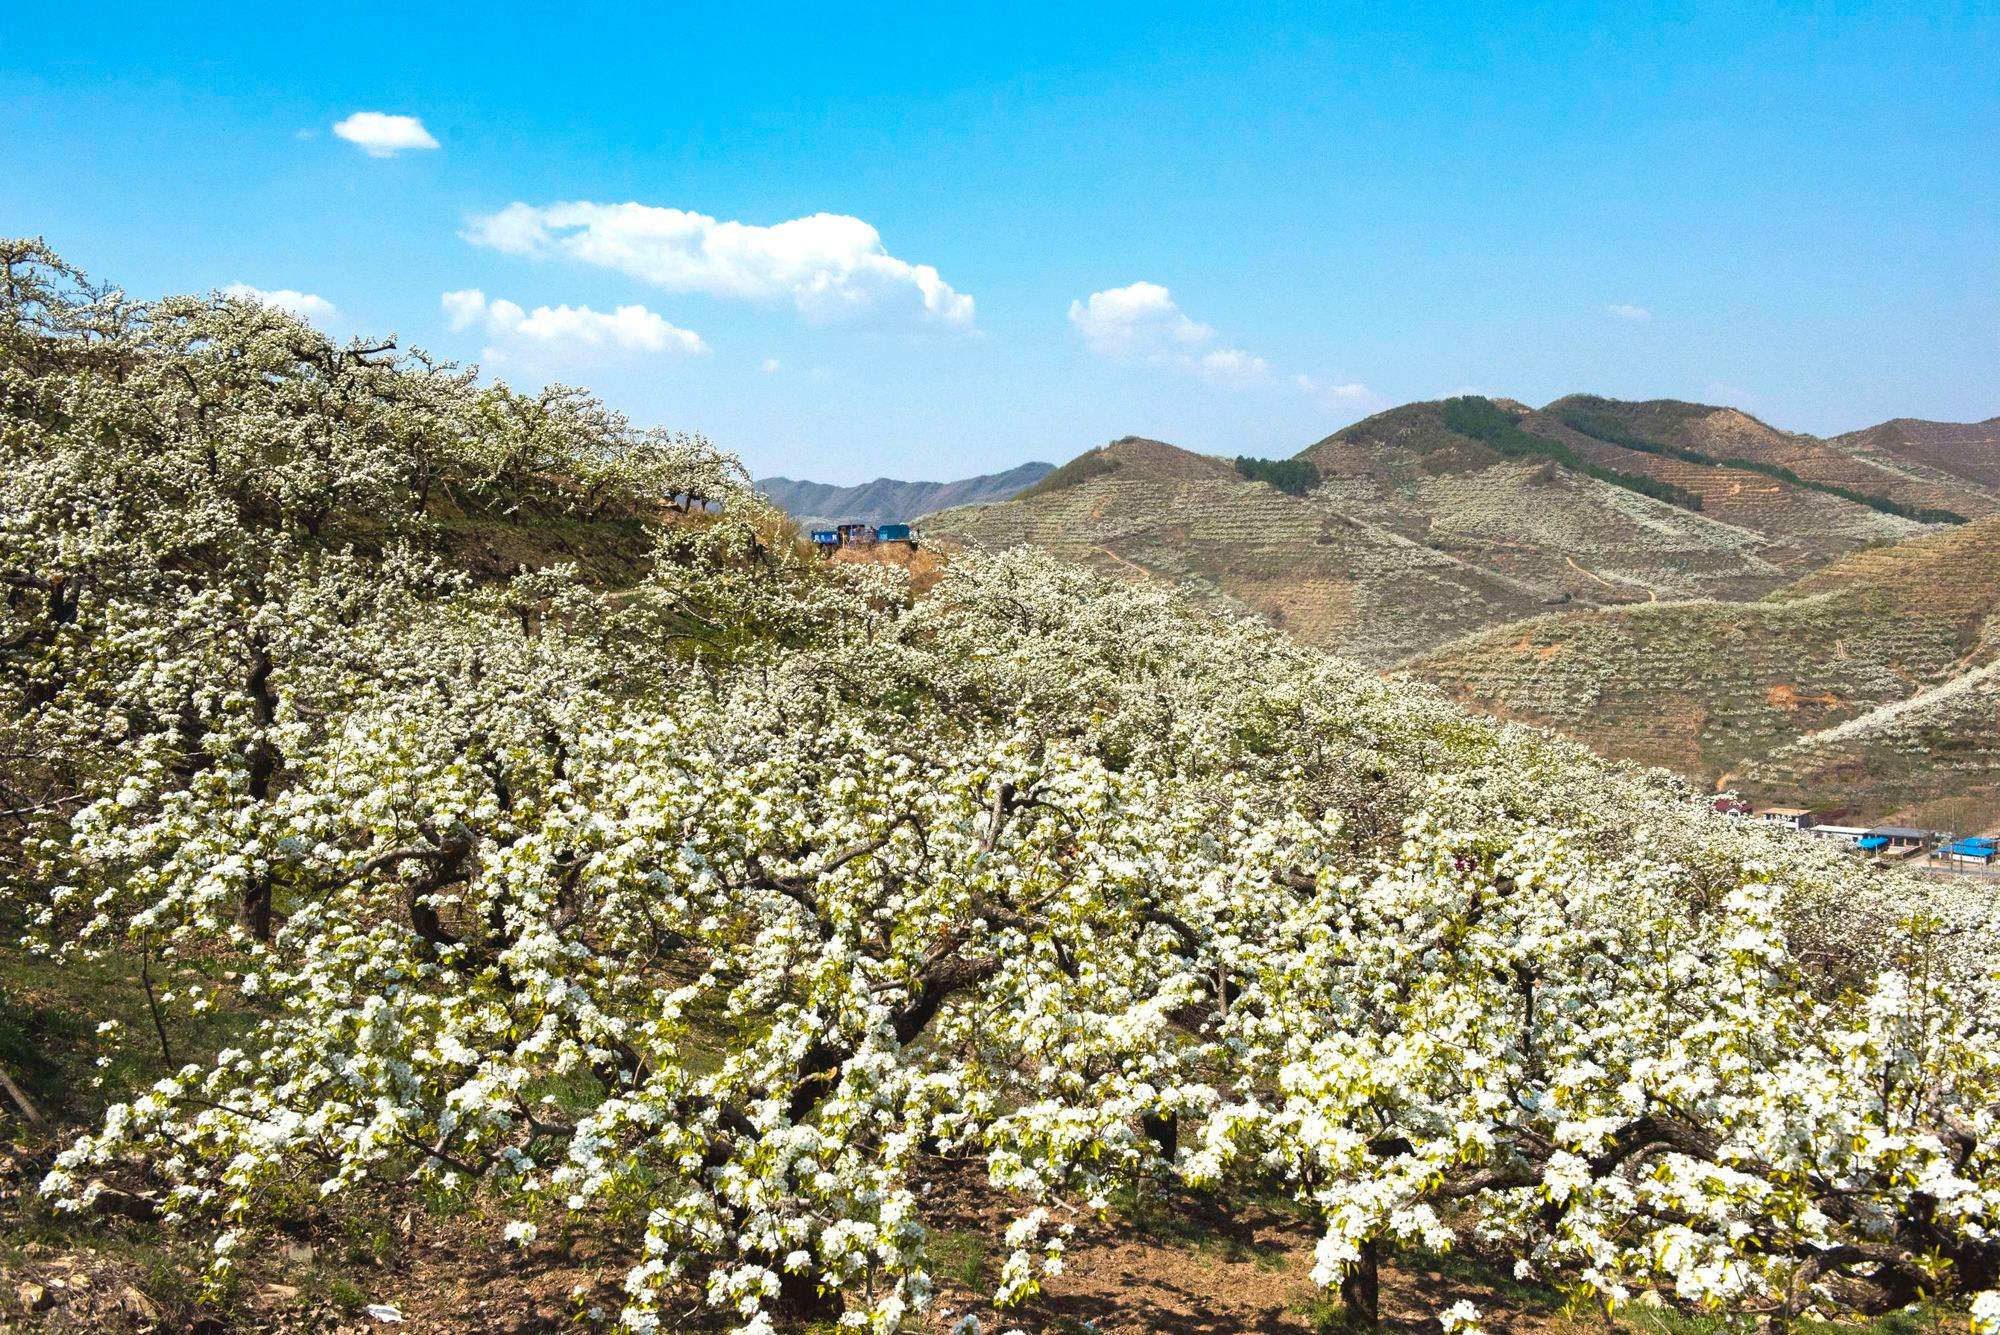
[
  {"xmin": 1, "ymin": 1147, "xmax": 1585, "ymax": 1334},
  {"xmin": 1767, "ymin": 683, "xmax": 1844, "ymax": 713},
  {"xmin": 911, "ymin": 1163, "xmax": 1576, "ymax": 1335},
  {"xmin": 832, "ymin": 540, "xmax": 952, "ymax": 594}
]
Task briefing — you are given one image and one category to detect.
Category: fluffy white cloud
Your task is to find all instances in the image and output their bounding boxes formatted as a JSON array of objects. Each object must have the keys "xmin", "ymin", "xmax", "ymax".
[
  {"xmin": 439, "ymin": 289, "xmax": 487, "ymax": 331},
  {"xmin": 462, "ymin": 201, "xmax": 974, "ymax": 328},
  {"xmin": 1067, "ymin": 281, "xmax": 1212, "ymax": 357},
  {"xmin": 1606, "ymin": 302, "xmax": 1652, "ymax": 321},
  {"xmin": 332, "ymin": 112, "xmax": 440, "ymax": 157},
  {"xmin": 223, "ymin": 283, "xmax": 338, "ymax": 324},
  {"xmin": 761, "ymin": 358, "xmax": 782, "ymax": 374},
  {"xmin": 1068, "ymin": 281, "xmax": 1272, "ymax": 385},
  {"xmin": 441, "ymin": 288, "xmax": 707, "ymax": 357}
]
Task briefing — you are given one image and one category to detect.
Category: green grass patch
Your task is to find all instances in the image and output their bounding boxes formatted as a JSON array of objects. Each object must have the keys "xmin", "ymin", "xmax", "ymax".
[
  {"xmin": 925, "ymin": 1227, "xmax": 991, "ymax": 1290},
  {"xmin": 1400, "ymin": 1243, "xmax": 1565, "ymax": 1314},
  {"xmin": 0, "ymin": 924, "xmax": 258, "ymax": 1129},
  {"xmin": 1108, "ymin": 1184, "xmax": 1295, "ymax": 1270}
]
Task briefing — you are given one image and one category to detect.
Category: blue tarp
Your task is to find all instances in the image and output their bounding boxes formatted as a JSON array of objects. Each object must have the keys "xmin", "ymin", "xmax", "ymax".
[
  {"xmin": 1857, "ymin": 835, "xmax": 1890, "ymax": 851},
  {"xmin": 1943, "ymin": 838, "xmax": 1997, "ymax": 858}
]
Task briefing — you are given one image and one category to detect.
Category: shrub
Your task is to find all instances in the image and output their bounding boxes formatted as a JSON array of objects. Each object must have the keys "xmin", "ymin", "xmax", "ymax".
[
  {"xmin": 1440, "ymin": 397, "xmax": 1705, "ymax": 512},
  {"xmin": 1234, "ymin": 455, "xmax": 1322, "ymax": 496}
]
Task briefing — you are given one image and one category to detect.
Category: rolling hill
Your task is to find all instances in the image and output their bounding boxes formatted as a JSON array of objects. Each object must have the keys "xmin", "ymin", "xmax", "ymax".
[
  {"xmin": 756, "ymin": 460, "xmax": 1054, "ymax": 528},
  {"xmin": 1831, "ymin": 413, "xmax": 2000, "ymax": 491},
  {"xmin": 926, "ymin": 395, "xmax": 1999, "ymax": 818},
  {"xmin": 927, "ymin": 396, "xmax": 2000, "ymax": 665},
  {"xmin": 925, "ymin": 434, "xmax": 1551, "ymax": 664}
]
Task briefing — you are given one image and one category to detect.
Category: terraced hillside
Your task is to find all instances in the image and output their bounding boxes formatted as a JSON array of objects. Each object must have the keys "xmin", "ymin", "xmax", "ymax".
[
  {"xmin": 1408, "ymin": 516, "xmax": 2000, "ymax": 820},
  {"xmin": 928, "ymin": 398, "xmax": 1997, "ymax": 799},
  {"xmin": 1543, "ymin": 396, "xmax": 2000, "ymax": 522},
  {"xmin": 1749, "ymin": 661, "xmax": 2000, "ymax": 830},
  {"xmin": 1299, "ymin": 400, "xmax": 1841, "ymax": 600},
  {"xmin": 931, "ymin": 396, "xmax": 1968, "ymax": 664},
  {"xmin": 1832, "ymin": 414, "xmax": 2000, "ymax": 491},
  {"xmin": 1517, "ymin": 404, "xmax": 1929, "ymax": 573},
  {"xmin": 926, "ymin": 436, "xmax": 1551, "ymax": 664}
]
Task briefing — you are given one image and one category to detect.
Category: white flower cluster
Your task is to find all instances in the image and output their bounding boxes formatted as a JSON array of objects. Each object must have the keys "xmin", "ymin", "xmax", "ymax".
[{"xmin": 7, "ymin": 241, "xmax": 2000, "ymax": 1330}]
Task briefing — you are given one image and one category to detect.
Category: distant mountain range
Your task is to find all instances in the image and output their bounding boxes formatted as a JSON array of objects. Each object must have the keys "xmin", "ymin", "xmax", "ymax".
[
  {"xmin": 755, "ymin": 461, "xmax": 1055, "ymax": 529},
  {"xmin": 918, "ymin": 394, "xmax": 2000, "ymax": 826}
]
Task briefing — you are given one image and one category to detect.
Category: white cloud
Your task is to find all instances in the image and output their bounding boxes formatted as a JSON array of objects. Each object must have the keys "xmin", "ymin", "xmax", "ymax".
[
  {"xmin": 463, "ymin": 201, "xmax": 974, "ymax": 328},
  {"xmin": 1295, "ymin": 373, "xmax": 1372, "ymax": 403},
  {"xmin": 441, "ymin": 288, "xmax": 707, "ymax": 357},
  {"xmin": 1196, "ymin": 348, "xmax": 1271, "ymax": 385},
  {"xmin": 223, "ymin": 283, "xmax": 338, "ymax": 324},
  {"xmin": 1067, "ymin": 281, "xmax": 1213, "ymax": 358},
  {"xmin": 1606, "ymin": 302, "xmax": 1652, "ymax": 321},
  {"xmin": 332, "ymin": 112, "xmax": 440, "ymax": 158},
  {"xmin": 1069, "ymin": 281, "xmax": 1277, "ymax": 387},
  {"xmin": 761, "ymin": 358, "xmax": 782, "ymax": 374},
  {"xmin": 1071, "ymin": 282, "xmax": 1376, "ymax": 402},
  {"xmin": 440, "ymin": 289, "xmax": 488, "ymax": 331}
]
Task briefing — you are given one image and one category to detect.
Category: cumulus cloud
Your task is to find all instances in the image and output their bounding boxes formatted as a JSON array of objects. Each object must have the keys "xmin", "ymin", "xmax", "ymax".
[
  {"xmin": 332, "ymin": 112, "xmax": 441, "ymax": 157},
  {"xmin": 1067, "ymin": 282, "xmax": 1212, "ymax": 357},
  {"xmin": 462, "ymin": 201, "xmax": 974, "ymax": 328},
  {"xmin": 441, "ymin": 288, "xmax": 707, "ymax": 357},
  {"xmin": 1606, "ymin": 302, "xmax": 1652, "ymax": 321},
  {"xmin": 223, "ymin": 283, "xmax": 338, "ymax": 324},
  {"xmin": 1067, "ymin": 281, "xmax": 1275, "ymax": 386}
]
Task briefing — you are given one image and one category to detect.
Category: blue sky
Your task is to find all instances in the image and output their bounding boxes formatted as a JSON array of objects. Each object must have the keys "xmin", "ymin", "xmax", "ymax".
[{"xmin": 3, "ymin": 3, "xmax": 1995, "ymax": 483}]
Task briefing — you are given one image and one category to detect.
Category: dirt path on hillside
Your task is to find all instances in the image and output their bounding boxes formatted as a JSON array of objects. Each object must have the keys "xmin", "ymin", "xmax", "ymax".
[
  {"xmin": 1565, "ymin": 556, "xmax": 1656, "ymax": 601},
  {"xmin": 1089, "ymin": 544, "xmax": 1160, "ymax": 582}
]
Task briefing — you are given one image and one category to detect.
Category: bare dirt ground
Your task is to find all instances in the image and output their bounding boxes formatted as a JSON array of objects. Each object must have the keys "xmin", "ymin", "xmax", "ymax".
[
  {"xmin": 909, "ymin": 1161, "xmax": 1574, "ymax": 1335},
  {"xmin": 1, "ymin": 1146, "xmax": 1585, "ymax": 1334}
]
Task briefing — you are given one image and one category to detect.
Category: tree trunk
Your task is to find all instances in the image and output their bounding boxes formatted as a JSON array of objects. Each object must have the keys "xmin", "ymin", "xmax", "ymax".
[
  {"xmin": 775, "ymin": 1260, "xmax": 840, "ymax": 1322},
  {"xmin": 240, "ymin": 637, "xmax": 280, "ymax": 941},
  {"xmin": 1340, "ymin": 1238, "xmax": 1380, "ymax": 1327}
]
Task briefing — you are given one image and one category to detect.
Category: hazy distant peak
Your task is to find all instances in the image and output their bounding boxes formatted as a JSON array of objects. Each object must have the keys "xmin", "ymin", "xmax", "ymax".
[{"xmin": 756, "ymin": 461, "xmax": 1055, "ymax": 528}]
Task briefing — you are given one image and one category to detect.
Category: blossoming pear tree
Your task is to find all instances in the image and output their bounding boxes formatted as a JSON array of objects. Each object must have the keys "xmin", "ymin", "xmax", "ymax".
[{"xmin": 5, "ymin": 239, "xmax": 1999, "ymax": 1331}]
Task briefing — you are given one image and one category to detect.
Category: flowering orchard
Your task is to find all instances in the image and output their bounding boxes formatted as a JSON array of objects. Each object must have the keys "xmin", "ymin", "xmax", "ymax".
[{"xmin": 4, "ymin": 241, "xmax": 1999, "ymax": 1331}]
